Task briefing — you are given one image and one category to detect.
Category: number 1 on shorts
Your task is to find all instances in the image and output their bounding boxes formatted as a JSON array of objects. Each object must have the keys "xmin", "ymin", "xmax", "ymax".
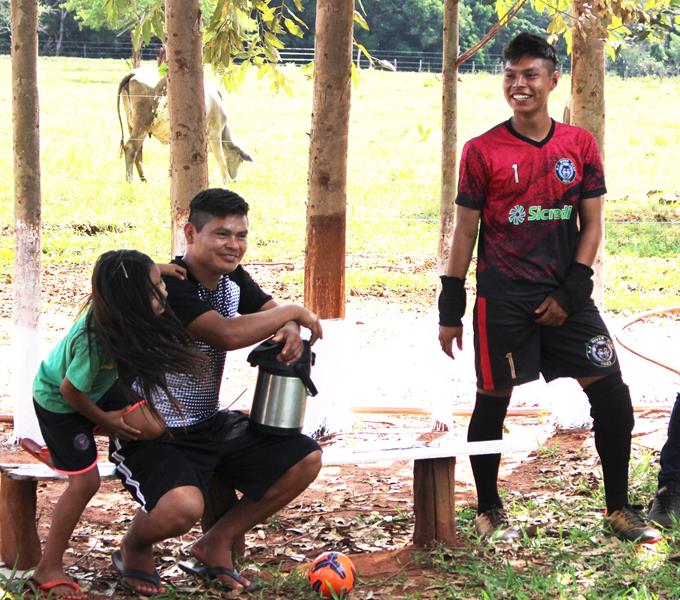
[{"xmin": 505, "ymin": 352, "xmax": 517, "ymax": 379}]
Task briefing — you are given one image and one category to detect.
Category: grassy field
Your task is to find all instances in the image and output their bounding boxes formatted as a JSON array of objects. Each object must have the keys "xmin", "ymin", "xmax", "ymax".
[{"xmin": 0, "ymin": 56, "xmax": 678, "ymax": 312}]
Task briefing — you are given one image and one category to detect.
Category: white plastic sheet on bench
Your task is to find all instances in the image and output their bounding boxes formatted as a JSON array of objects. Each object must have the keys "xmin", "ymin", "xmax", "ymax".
[
  {"xmin": 321, "ymin": 438, "xmax": 539, "ymax": 466},
  {"xmin": 0, "ymin": 462, "xmax": 117, "ymax": 481}
]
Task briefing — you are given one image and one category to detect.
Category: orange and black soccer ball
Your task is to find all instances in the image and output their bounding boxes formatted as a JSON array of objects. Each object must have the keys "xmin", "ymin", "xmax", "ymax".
[{"xmin": 308, "ymin": 551, "xmax": 357, "ymax": 597}]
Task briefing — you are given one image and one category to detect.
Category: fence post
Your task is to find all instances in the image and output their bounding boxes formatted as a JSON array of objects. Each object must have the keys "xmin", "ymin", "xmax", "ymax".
[{"xmin": 356, "ymin": 47, "xmax": 361, "ymax": 68}]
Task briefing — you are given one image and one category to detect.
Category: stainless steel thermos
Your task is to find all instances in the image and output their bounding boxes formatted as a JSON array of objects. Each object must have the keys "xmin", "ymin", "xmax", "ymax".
[{"xmin": 247, "ymin": 339, "xmax": 318, "ymax": 435}]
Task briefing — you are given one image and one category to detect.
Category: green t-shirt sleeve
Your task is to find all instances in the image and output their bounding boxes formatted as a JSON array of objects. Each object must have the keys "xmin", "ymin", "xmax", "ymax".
[{"xmin": 65, "ymin": 330, "xmax": 113, "ymax": 393}]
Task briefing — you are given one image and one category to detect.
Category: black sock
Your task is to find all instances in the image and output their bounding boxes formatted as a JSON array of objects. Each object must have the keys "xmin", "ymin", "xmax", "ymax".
[
  {"xmin": 467, "ymin": 392, "xmax": 511, "ymax": 514},
  {"xmin": 585, "ymin": 372, "xmax": 634, "ymax": 513}
]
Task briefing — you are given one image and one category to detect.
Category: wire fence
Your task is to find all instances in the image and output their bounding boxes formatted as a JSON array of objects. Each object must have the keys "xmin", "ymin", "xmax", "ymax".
[
  {"xmin": 3, "ymin": 37, "xmax": 680, "ymax": 77},
  {"xmin": 0, "ymin": 38, "xmax": 527, "ymax": 74}
]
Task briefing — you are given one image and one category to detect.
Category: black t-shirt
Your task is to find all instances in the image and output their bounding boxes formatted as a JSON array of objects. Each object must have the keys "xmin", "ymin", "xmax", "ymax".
[{"xmin": 150, "ymin": 258, "xmax": 272, "ymax": 427}]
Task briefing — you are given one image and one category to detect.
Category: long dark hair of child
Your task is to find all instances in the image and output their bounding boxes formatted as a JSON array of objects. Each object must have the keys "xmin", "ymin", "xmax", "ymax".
[{"xmin": 84, "ymin": 249, "xmax": 204, "ymax": 419}]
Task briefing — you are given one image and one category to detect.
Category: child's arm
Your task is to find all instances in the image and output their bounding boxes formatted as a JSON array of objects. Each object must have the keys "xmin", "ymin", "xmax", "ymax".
[
  {"xmin": 60, "ymin": 378, "xmax": 141, "ymax": 440},
  {"xmin": 157, "ymin": 263, "xmax": 186, "ymax": 280},
  {"xmin": 121, "ymin": 401, "xmax": 167, "ymax": 440}
]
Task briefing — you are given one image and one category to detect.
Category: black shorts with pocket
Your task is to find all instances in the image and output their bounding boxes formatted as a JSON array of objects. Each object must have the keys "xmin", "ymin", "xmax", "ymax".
[
  {"xmin": 34, "ymin": 381, "xmax": 131, "ymax": 475},
  {"xmin": 109, "ymin": 409, "xmax": 321, "ymax": 512},
  {"xmin": 473, "ymin": 295, "xmax": 621, "ymax": 391}
]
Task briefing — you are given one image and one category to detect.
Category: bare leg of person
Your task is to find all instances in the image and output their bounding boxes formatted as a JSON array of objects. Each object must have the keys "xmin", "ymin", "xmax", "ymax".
[
  {"xmin": 191, "ymin": 450, "xmax": 322, "ymax": 589},
  {"xmin": 32, "ymin": 468, "xmax": 100, "ymax": 599},
  {"xmin": 117, "ymin": 485, "xmax": 205, "ymax": 595}
]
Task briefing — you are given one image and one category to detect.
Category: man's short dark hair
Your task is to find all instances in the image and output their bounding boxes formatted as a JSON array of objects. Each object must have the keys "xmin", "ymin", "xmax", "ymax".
[
  {"xmin": 503, "ymin": 33, "xmax": 558, "ymax": 73},
  {"xmin": 189, "ymin": 188, "xmax": 249, "ymax": 231}
]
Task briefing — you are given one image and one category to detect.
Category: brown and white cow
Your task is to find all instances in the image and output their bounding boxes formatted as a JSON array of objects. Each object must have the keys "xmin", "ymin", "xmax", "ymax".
[{"xmin": 116, "ymin": 69, "xmax": 252, "ymax": 182}]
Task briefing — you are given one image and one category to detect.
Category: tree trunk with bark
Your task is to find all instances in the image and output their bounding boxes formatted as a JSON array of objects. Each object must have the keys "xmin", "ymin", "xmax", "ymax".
[
  {"xmin": 165, "ymin": 0, "xmax": 208, "ymax": 255},
  {"xmin": 11, "ymin": 0, "xmax": 43, "ymax": 443},
  {"xmin": 130, "ymin": 29, "xmax": 142, "ymax": 69},
  {"xmin": 571, "ymin": 0, "xmax": 606, "ymax": 306},
  {"xmin": 4, "ymin": 0, "xmax": 43, "ymax": 569},
  {"xmin": 438, "ymin": 0, "xmax": 459, "ymax": 273},
  {"xmin": 304, "ymin": 0, "xmax": 354, "ymax": 319}
]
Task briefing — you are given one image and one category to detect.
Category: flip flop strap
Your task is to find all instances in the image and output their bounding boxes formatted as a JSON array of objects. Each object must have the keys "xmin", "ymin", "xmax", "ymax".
[
  {"xmin": 38, "ymin": 580, "xmax": 81, "ymax": 592},
  {"xmin": 205, "ymin": 566, "xmax": 242, "ymax": 581},
  {"xmin": 119, "ymin": 567, "xmax": 161, "ymax": 586}
]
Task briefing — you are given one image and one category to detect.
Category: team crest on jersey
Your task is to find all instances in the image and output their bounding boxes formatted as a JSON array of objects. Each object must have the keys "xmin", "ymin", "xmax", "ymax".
[
  {"xmin": 586, "ymin": 335, "xmax": 617, "ymax": 368},
  {"xmin": 555, "ymin": 158, "xmax": 577, "ymax": 183},
  {"xmin": 508, "ymin": 205, "xmax": 526, "ymax": 225}
]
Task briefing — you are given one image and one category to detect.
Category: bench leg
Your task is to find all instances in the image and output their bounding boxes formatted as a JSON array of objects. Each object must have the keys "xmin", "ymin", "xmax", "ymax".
[
  {"xmin": 201, "ymin": 473, "xmax": 245, "ymax": 564},
  {"xmin": 413, "ymin": 457, "xmax": 457, "ymax": 546},
  {"xmin": 0, "ymin": 474, "xmax": 42, "ymax": 569}
]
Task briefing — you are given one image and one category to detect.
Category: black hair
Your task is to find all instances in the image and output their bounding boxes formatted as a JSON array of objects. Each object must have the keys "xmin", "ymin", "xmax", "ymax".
[
  {"xmin": 189, "ymin": 188, "xmax": 249, "ymax": 232},
  {"xmin": 503, "ymin": 33, "xmax": 558, "ymax": 73},
  {"xmin": 84, "ymin": 249, "xmax": 204, "ymax": 420}
]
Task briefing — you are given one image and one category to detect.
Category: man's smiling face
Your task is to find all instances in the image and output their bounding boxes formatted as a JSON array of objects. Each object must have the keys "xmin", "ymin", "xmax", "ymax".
[
  {"xmin": 188, "ymin": 213, "xmax": 249, "ymax": 276},
  {"xmin": 502, "ymin": 55, "xmax": 559, "ymax": 118}
]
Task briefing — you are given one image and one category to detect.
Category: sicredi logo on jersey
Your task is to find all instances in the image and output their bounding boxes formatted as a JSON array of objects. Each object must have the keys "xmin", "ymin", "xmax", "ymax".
[
  {"xmin": 508, "ymin": 204, "xmax": 573, "ymax": 225},
  {"xmin": 555, "ymin": 158, "xmax": 577, "ymax": 183}
]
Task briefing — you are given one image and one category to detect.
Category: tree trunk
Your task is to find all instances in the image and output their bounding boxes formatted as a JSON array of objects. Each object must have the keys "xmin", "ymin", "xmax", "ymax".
[
  {"xmin": 130, "ymin": 29, "xmax": 142, "ymax": 69},
  {"xmin": 5, "ymin": 0, "xmax": 43, "ymax": 569},
  {"xmin": 55, "ymin": 8, "xmax": 66, "ymax": 57},
  {"xmin": 11, "ymin": 0, "xmax": 43, "ymax": 444},
  {"xmin": 571, "ymin": 0, "xmax": 606, "ymax": 306},
  {"xmin": 304, "ymin": 0, "xmax": 354, "ymax": 319},
  {"xmin": 438, "ymin": 0, "xmax": 459, "ymax": 273},
  {"xmin": 165, "ymin": 0, "xmax": 208, "ymax": 255}
]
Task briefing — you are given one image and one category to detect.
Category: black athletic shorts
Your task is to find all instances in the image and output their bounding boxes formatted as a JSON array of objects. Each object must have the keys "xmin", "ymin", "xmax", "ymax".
[
  {"xmin": 473, "ymin": 295, "xmax": 621, "ymax": 391},
  {"xmin": 110, "ymin": 410, "xmax": 321, "ymax": 512},
  {"xmin": 34, "ymin": 381, "xmax": 131, "ymax": 475}
]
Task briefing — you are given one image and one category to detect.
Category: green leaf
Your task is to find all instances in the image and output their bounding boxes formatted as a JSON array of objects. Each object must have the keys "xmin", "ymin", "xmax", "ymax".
[
  {"xmin": 284, "ymin": 17, "xmax": 304, "ymax": 37},
  {"xmin": 605, "ymin": 42, "xmax": 617, "ymax": 61},
  {"xmin": 263, "ymin": 31, "xmax": 285, "ymax": 49},
  {"xmin": 353, "ymin": 10, "xmax": 369, "ymax": 31}
]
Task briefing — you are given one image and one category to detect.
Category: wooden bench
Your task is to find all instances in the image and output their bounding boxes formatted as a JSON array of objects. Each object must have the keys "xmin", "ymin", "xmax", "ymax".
[{"xmin": 0, "ymin": 438, "xmax": 538, "ymax": 569}]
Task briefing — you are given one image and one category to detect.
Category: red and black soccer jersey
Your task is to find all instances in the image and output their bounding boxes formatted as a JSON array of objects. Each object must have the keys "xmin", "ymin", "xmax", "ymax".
[{"xmin": 456, "ymin": 119, "xmax": 606, "ymax": 300}]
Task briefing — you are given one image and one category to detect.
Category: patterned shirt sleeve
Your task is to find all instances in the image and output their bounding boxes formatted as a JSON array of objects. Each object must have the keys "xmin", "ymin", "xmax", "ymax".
[
  {"xmin": 229, "ymin": 266, "xmax": 273, "ymax": 314},
  {"xmin": 455, "ymin": 140, "xmax": 488, "ymax": 210},
  {"xmin": 580, "ymin": 131, "xmax": 607, "ymax": 199}
]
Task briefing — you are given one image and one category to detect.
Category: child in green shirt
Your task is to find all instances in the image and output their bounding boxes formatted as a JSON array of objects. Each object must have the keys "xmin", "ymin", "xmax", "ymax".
[{"xmin": 29, "ymin": 249, "xmax": 203, "ymax": 599}]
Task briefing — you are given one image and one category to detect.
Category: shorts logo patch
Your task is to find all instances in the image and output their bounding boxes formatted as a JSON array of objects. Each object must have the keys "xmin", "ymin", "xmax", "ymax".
[
  {"xmin": 508, "ymin": 205, "xmax": 526, "ymax": 225},
  {"xmin": 586, "ymin": 335, "xmax": 617, "ymax": 367},
  {"xmin": 555, "ymin": 158, "xmax": 577, "ymax": 183},
  {"xmin": 73, "ymin": 433, "xmax": 91, "ymax": 451}
]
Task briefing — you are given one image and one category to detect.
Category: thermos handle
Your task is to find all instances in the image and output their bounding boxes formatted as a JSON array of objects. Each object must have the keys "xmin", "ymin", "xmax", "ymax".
[{"xmin": 294, "ymin": 362, "xmax": 318, "ymax": 397}]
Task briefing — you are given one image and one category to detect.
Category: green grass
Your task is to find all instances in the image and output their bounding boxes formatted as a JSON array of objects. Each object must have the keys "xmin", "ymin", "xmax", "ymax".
[{"xmin": 0, "ymin": 57, "xmax": 678, "ymax": 311}]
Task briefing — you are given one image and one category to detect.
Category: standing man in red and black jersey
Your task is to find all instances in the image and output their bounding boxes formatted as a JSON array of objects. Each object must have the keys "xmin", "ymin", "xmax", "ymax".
[{"xmin": 437, "ymin": 33, "xmax": 661, "ymax": 544}]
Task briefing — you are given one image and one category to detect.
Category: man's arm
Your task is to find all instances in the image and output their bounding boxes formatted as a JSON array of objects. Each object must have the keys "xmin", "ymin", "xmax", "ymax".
[
  {"xmin": 186, "ymin": 303, "xmax": 321, "ymax": 353},
  {"xmin": 534, "ymin": 195, "xmax": 603, "ymax": 326},
  {"xmin": 438, "ymin": 205, "xmax": 481, "ymax": 359},
  {"xmin": 573, "ymin": 195, "xmax": 603, "ymax": 265}
]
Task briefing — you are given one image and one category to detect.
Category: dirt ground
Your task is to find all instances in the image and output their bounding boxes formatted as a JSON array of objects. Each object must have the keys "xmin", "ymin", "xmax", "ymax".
[{"xmin": 0, "ymin": 263, "xmax": 678, "ymax": 598}]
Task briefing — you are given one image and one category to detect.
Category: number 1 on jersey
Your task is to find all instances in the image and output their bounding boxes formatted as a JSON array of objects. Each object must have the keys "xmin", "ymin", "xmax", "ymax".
[{"xmin": 512, "ymin": 163, "xmax": 519, "ymax": 183}]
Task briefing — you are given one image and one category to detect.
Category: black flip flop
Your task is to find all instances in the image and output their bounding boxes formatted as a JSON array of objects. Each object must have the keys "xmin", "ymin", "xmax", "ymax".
[
  {"xmin": 179, "ymin": 559, "xmax": 261, "ymax": 592},
  {"xmin": 111, "ymin": 549, "xmax": 163, "ymax": 597}
]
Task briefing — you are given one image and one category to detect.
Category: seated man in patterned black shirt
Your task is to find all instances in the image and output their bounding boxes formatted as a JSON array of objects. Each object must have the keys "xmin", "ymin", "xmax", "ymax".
[{"xmin": 110, "ymin": 189, "xmax": 323, "ymax": 595}]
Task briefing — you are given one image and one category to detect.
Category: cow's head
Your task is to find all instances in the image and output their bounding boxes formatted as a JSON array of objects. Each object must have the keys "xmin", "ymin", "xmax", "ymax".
[{"xmin": 226, "ymin": 143, "xmax": 253, "ymax": 180}]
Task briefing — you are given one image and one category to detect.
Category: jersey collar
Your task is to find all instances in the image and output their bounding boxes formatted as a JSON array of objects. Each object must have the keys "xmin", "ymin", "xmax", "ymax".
[{"xmin": 505, "ymin": 118, "xmax": 555, "ymax": 148}]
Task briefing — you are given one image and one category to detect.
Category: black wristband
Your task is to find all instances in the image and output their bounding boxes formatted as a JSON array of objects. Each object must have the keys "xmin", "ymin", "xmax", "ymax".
[
  {"xmin": 551, "ymin": 262, "xmax": 594, "ymax": 315},
  {"xmin": 438, "ymin": 276, "xmax": 466, "ymax": 327}
]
